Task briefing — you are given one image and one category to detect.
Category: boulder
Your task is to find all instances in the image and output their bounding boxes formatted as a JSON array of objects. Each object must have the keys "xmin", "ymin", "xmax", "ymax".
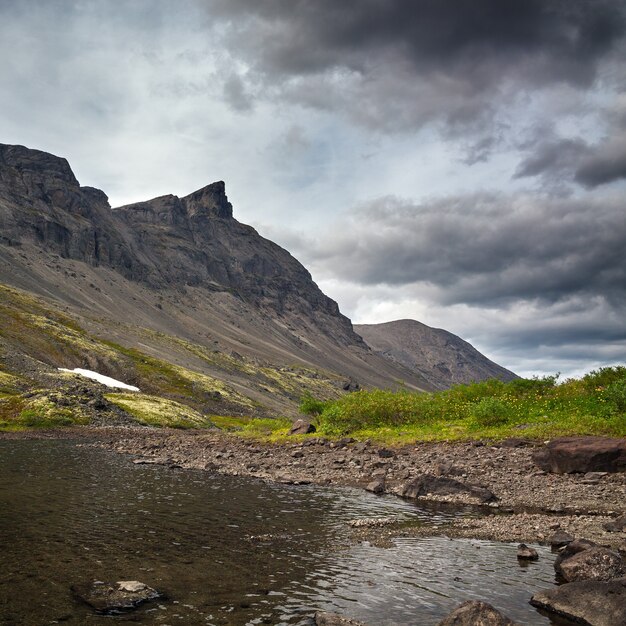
[
  {"xmin": 556, "ymin": 546, "xmax": 625, "ymax": 582},
  {"xmin": 532, "ymin": 437, "xmax": 626, "ymax": 474},
  {"xmin": 517, "ymin": 543, "xmax": 539, "ymax": 560},
  {"xmin": 314, "ymin": 611, "xmax": 368, "ymax": 626},
  {"xmin": 401, "ymin": 474, "xmax": 496, "ymax": 503},
  {"xmin": 603, "ymin": 513, "xmax": 626, "ymax": 533},
  {"xmin": 436, "ymin": 600, "xmax": 519, "ymax": 625},
  {"xmin": 289, "ymin": 419, "xmax": 316, "ymax": 435},
  {"xmin": 72, "ymin": 580, "xmax": 160, "ymax": 614},
  {"xmin": 530, "ymin": 577, "xmax": 626, "ymax": 626},
  {"xmin": 549, "ymin": 530, "xmax": 574, "ymax": 550},
  {"xmin": 365, "ymin": 479, "xmax": 385, "ymax": 494},
  {"xmin": 554, "ymin": 538, "xmax": 598, "ymax": 570}
]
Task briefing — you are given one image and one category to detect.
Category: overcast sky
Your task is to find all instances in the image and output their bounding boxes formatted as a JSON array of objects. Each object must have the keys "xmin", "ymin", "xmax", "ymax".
[{"xmin": 1, "ymin": 0, "xmax": 625, "ymax": 378}]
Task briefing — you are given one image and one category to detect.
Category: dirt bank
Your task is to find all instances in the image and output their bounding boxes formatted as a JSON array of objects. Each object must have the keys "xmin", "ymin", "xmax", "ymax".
[{"xmin": 2, "ymin": 427, "xmax": 625, "ymax": 550}]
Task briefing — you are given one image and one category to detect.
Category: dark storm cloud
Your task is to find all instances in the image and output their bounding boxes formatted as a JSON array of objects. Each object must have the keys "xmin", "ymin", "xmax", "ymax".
[
  {"xmin": 300, "ymin": 192, "xmax": 626, "ymax": 307},
  {"xmin": 207, "ymin": 0, "xmax": 626, "ymax": 131},
  {"xmin": 515, "ymin": 133, "xmax": 626, "ymax": 188},
  {"xmin": 575, "ymin": 136, "xmax": 626, "ymax": 187}
]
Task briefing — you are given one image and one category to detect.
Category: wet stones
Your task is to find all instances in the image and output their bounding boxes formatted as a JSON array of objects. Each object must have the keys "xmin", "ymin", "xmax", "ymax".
[
  {"xmin": 436, "ymin": 600, "xmax": 519, "ymax": 626},
  {"xmin": 72, "ymin": 580, "xmax": 160, "ymax": 614},
  {"xmin": 401, "ymin": 474, "xmax": 496, "ymax": 504},
  {"xmin": 556, "ymin": 546, "xmax": 625, "ymax": 582},
  {"xmin": 530, "ymin": 578, "xmax": 626, "ymax": 626},
  {"xmin": 516, "ymin": 544, "xmax": 538, "ymax": 561},
  {"xmin": 365, "ymin": 479, "xmax": 385, "ymax": 494},
  {"xmin": 315, "ymin": 611, "xmax": 368, "ymax": 626}
]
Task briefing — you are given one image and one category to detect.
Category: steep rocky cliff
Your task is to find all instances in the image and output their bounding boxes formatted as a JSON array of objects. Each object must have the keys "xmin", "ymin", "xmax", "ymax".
[
  {"xmin": 0, "ymin": 143, "xmax": 434, "ymax": 416},
  {"xmin": 355, "ymin": 320, "xmax": 518, "ymax": 390}
]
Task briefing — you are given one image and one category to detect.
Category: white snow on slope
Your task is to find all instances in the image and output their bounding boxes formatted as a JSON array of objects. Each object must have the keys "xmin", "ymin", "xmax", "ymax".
[{"xmin": 58, "ymin": 368, "xmax": 140, "ymax": 391}]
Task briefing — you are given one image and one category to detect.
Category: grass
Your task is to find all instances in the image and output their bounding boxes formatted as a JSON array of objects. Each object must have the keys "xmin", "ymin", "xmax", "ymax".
[
  {"xmin": 0, "ymin": 392, "xmax": 91, "ymax": 431},
  {"xmin": 298, "ymin": 367, "xmax": 626, "ymax": 443},
  {"xmin": 105, "ymin": 393, "xmax": 215, "ymax": 429},
  {"xmin": 210, "ymin": 414, "xmax": 292, "ymax": 439}
]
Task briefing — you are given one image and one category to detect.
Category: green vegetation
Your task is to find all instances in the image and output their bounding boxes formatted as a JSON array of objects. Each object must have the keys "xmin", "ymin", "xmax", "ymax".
[
  {"xmin": 106, "ymin": 393, "xmax": 214, "ymax": 428},
  {"xmin": 0, "ymin": 390, "xmax": 91, "ymax": 430},
  {"xmin": 299, "ymin": 367, "xmax": 626, "ymax": 443},
  {"xmin": 210, "ymin": 414, "xmax": 292, "ymax": 438}
]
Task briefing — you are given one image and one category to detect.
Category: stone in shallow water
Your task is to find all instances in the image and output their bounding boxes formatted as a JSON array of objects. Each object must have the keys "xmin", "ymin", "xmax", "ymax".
[
  {"xmin": 556, "ymin": 546, "xmax": 625, "ymax": 582},
  {"xmin": 72, "ymin": 580, "xmax": 160, "ymax": 613},
  {"xmin": 530, "ymin": 578, "xmax": 626, "ymax": 626},
  {"xmin": 315, "ymin": 611, "xmax": 368, "ymax": 626},
  {"xmin": 436, "ymin": 600, "xmax": 520, "ymax": 625},
  {"xmin": 517, "ymin": 543, "xmax": 539, "ymax": 560}
]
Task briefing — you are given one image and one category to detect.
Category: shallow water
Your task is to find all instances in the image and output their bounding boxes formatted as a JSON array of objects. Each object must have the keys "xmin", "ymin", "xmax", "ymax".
[{"xmin": 0, "ymin": 440, "xmax": 560, "ymax": 625}]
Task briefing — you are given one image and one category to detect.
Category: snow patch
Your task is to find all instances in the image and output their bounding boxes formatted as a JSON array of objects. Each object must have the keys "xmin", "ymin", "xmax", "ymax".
[{"xmin": 58, "ymin": 368, "xmax": 140, "ymax": 391}]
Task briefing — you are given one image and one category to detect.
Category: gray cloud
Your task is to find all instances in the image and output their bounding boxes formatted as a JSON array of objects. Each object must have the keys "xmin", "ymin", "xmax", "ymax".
[
  {"xmin": 206, "ymin": 0, "xmax": 626, "ymax": 133},
  {"xmin": 294, "ymin": 192, "xmax": 626, "ymax": 310},
  {"xmin": 575, "ymin": 135, "xmax": 626, "ymax": 187},
  {"xmin": 515, "ymin": 132, "xmax": 626, "ymax": 189}
]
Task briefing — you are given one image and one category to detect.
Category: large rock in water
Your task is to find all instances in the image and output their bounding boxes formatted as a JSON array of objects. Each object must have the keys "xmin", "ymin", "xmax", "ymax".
[
  {"xmin": 532, "ymin": 437, "xmax": 626, "ymax": 473},
  {"xmin": 72, "ymin": 580, "xmax": 160, "ymax": 613},
  {"xmin": 401, "ymin": 474, "xmax": 496, "ymax": 503},
  {"xmin": 436, "ymin": 600, "xmax": 520, "ymax": 625},
  {"xmin": 530, "ymin": 578, "xmax": 626, "ymax": 626},
  {"xmin": 556, "ymin": 546, "xmax": 625, "ymax": 582}
]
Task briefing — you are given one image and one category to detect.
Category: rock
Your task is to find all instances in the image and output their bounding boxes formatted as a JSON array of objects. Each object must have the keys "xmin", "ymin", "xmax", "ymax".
[
  {"xmin": 377, "ymin": 448, "xmax": 395, "ymax": 459},
  {"xmin": 288, "ymin": 419, "xmax": 316, "ymax": 435},
  {"xmin": 366, "ymin": 479, "xmax": 385, "ymax": 494},
  {"xmin": 401, "ymin": 474, "xmax": 496, "ymax": 503},
  {"xmin": 554, "ymin": 538, "xmax": 598, "ymax": 570},
  {"xmin": 72, "ymin": 580, "xmax": 160, "ymax": 614},
  {"xmin": 556, "ymin": 546, "xmax": 625, "ymax": 582},
  {"xmin": 314, "ymin": 611, "xmax": 369, "ymax": 626},
  {"xmin": 517, "ymin": 543, "xmax": 538, "ymax": 560},
  {"xmin": 530, "ymin": 577, "xmax": 626, "ymax": 626},
  {"xmin": 549, "ymin": 530, "xmax": 574, "ymax": 549},
  {"xmin": 436, "ymin": 600, "xmax": 519, "ymax": 625},
  {"xmin": 532, "ymin": 437, "xmax": 626, "ymax": 474},
  {"xmin": 342, "ymin": 380, "xmax": 361, "ymax": 392},
  {"xmin": 603, "ymin": 513, "xmax": 626, "ymax": 533}
]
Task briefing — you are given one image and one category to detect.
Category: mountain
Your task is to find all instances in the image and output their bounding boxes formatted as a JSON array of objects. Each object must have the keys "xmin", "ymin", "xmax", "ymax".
[
  {"xmin": 0, "ymin": 143, "xmax": 435, "ymax": 422},
  {"xmin": 354, "ymin": 320, "xmax": 518, "ymax": 390}
]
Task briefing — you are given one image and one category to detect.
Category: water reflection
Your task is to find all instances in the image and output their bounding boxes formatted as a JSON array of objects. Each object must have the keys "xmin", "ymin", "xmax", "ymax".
[{"xmin": 0, "ymin": 440, "xmax": 556, "ymax": 625}]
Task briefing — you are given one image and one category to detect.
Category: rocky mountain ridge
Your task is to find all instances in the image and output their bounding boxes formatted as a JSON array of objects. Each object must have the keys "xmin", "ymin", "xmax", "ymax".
[
  {"xmin": 355, "ymin": 319, "xmax": 517, "ymax": 390},
  {"xmin": 0, "ymin": 143, "xmax": 435, "ymax": 417}
]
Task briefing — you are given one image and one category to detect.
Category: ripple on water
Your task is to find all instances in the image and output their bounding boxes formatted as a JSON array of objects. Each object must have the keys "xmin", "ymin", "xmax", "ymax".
[{"xmin": 0, "ymin": 440, "xmax": 558, "ymax": 625}]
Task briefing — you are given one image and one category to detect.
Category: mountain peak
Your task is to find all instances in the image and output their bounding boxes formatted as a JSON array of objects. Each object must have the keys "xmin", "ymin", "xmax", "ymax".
[
  {"xmin": 0, "ymin": 143, "xmax": 79, "ymax": 188},
  {"xmin": 184, "ymin": 180, "xmax": 232, "ymax": 219}
]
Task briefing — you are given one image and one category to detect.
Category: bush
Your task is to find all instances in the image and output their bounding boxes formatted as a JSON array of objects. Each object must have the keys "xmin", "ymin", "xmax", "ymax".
[
  {"xmin": 604, "ymin": 378, "xmax": 626, "ymax": 413},
  {"xmin": 470, "ymin": 397, "xmax": 510, "ymax": 427},
  {"xmin": 299, "ymin": 392, "xmax": 327, "ymax": 417}
]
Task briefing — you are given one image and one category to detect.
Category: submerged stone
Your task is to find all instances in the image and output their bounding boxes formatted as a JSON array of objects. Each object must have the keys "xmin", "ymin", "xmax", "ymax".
[{"xmin": 72, "ymin": 580, "xmax": 160, "ymax": 614}]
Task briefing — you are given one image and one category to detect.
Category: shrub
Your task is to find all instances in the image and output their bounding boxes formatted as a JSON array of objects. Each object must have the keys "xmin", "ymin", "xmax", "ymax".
[
  {"xmin": 604, "ymin": 378, "xmax": 626, "ymax": 413},
  {"xmin": 299, "ymin": 392, "xmax": 327, "ymax": 417},
  {"xmin": 470, "ymin": 397, "xmax": 510, "ymax": 427}
]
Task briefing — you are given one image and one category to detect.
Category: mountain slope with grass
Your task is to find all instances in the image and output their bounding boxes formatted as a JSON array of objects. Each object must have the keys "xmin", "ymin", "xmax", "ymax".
[
  {"xmin": 0, "ymin": 143, "xmax": 441, "ymax": 428},
  {"xmin": 355, "ymin": 319, "xmax": 518, "ymax": 390}
]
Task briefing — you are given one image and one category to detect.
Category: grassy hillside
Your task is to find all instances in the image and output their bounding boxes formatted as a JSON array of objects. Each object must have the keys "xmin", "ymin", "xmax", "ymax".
[
  {"xmin": 300, "ymin": 367, "xmax": 626, "ymax": 442},
  {"xmin": 0, "ymin": 282, "xmax": 342, "ymax": 430}
]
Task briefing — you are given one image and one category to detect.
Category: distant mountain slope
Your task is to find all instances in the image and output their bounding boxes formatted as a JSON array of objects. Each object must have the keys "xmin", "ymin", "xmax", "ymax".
[
  {"xmin": 0, "ymin": 143, "xmax": 433, "ymax": 418},
  {"xmin": 354, "ymin": 320, "xmax": 518, "ymax": 390}
]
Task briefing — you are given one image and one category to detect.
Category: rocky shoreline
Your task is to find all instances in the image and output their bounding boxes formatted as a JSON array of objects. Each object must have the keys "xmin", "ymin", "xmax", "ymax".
[{"xmin": 3, "ymin": 427, "xmax": 625, "ymax": 552}]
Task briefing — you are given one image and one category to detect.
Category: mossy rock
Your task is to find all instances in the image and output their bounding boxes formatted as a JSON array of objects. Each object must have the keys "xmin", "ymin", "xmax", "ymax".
[{"xmin": 105, "ymin": 393, "xmax": 214, "ymax": 428}]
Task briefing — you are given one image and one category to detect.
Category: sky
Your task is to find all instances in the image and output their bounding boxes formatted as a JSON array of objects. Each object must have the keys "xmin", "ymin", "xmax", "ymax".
[{"xmin": 1, "ymin": 0, "xmax": 625, "ymax": 378}]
